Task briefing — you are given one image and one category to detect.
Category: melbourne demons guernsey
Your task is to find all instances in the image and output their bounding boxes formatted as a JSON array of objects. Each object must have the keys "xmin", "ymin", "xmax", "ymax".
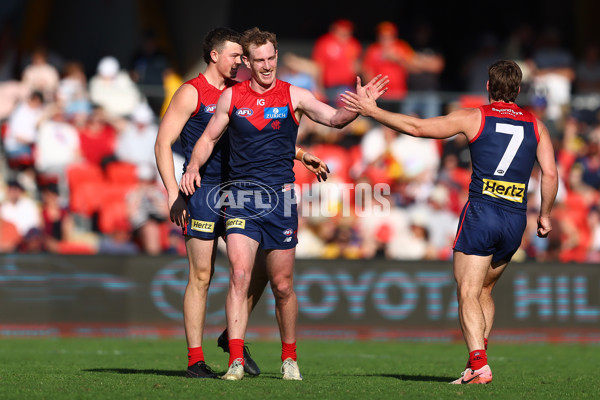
[
  {"xmin": 179, "ymin": 74, "xmax": 236, "ymax": 184},
  {"xmin": 468, "ymin": 102, "xmax": 540, "ymax": 211},
  {"xmin": 227, "ymin": 79, "xmax": 298, "ymax": 186}
]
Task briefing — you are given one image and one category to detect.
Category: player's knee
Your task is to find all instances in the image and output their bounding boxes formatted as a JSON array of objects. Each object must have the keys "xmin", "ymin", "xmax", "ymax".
[
  {"xmin": 271, "ymin": 279, "xmax": 294, "ymax": 299},
  {"xmin": 457, "ymin": 285, "xmax": 481, "ymax": 300}
]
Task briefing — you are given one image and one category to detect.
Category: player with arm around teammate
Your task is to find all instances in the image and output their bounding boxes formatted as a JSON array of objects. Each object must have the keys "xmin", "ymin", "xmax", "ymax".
[
  {"xmin": 341, "ymin": 60, "xmax": 558, "ymax": 384},
  {"xmin": 179, "ymin": 27, "xmax": 388, "ymax": 381},
  {"xmin": 154, "ymin": 27, "xmax": 328, "ymax": 379}
]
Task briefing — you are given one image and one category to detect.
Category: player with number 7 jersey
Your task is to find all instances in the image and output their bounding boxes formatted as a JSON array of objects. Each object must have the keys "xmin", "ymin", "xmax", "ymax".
[
  {"xmin": 467, "ymin": 103, "xmax": 539, "ymax": 211},
  {"xmin": 340, "ymin": 60, "xmax": 558, "ymax": 384}
]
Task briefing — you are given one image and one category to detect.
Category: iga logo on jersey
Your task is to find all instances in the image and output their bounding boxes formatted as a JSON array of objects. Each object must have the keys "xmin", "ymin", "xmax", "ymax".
[
  {"xmin": 265, "ymin": 107, "xmax": 288, "ymax": 119},
  {"xmin": 236, "ymin": 108, "xmax": 254, "ymax": 117},
  {"xmin": 204, "ymin": 104, "xmax": 217, "ymax": 113}
]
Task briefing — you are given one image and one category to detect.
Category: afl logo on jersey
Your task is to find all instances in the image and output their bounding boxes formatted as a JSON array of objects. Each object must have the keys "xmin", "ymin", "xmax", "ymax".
[
  {"xmin": 204, "ymin": 104, "xmax": 217, "ymax": 113},
  {"xmin": 236, "ymin": 108, "xmax": 254, "ymax": 117}
]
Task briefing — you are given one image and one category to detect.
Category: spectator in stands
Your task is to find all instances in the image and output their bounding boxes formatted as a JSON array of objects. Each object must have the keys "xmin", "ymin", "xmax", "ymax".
[
  {"xmin": 530, "ymin": 27, "xmax": 575, "ymax": 126},
  {"xmin": 34, "ymin": 104, "xmax": 82, "ymax": 188},
  {"xmin": 3, "ymin": 91, "xmax": 44, "ymax": 165},
  {"xmin": 362, "ymin": 21, "xmax": 442, "ymax": 107},
  {"xmin": 0, "ymin": 216, "xmax": 20, "ymax": 253},
  {"xmin": 588, "ymin": 205, "xmax": 600, "ymax": 262},
  {"xmin": 97, "ymin": 219, "xmax": 140, "ymax": 255},
  {"xmin": 76, "ymin": 105, "xmax": 118, "ymax": 168},
  {"xmin": 312, "ymin": 19, "xmax": 362, "ymax": 106},
  {"xmin": 406, "ymin": 183, "xmax": 458, "ymax": 260},
  {"xmin": 573, "ymin": 131, "xmax": 600, "ymax": 190},
  {"xmin": 57, "ymin": 61, "xmax": 91, "ymax": 117},
  {"xmin": 21, "ymin": 46, "xmax": 60, "ymax": 101},
  {"xmin": 131, "ymin": 29, "xmax": 170, "ymax": 116},
  {"xmin": 89, "ymin": 56, "xmax": 143, "ymax": 118},
  {"xmin": 574, "ymin": 42, "xmax": 600, "ymax": 94},
  {"xmin": 126, "ymin": 163, "xmax": 168, "ymax": 255},
  {"xmin": 461, "ymin": 33, "xmax": 502, "ymax": 95},
  {"xmin": 115, "ymin": 102, "xmax": 159, "ymax": 177},
  {"xmin": 0, "ymin": 179, "xmax": 41, "ymax": 238},
  {"xmin": 40, "ymin": 183, "xmax": 74, "ymax": 253},
  {"xmin": 405, "ymin": 21, "xmax": 446, "ymax": 118}
]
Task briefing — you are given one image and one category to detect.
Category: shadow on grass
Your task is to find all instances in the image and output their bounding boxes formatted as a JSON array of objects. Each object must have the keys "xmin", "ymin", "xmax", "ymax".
[
  {"xmin": 384, "ymin": 374, "xmax": 451, "ymax": 383},
  {"xmin": 84, "ymin": 369, "xmax": 451, "ymax": 382},
  {"xmin": 337, "ymin": 373, "xmax": 451, "ymax": 382},
  {"xmin": 83, "ymin": 368, "xmax": 186, "ymax": 377}
]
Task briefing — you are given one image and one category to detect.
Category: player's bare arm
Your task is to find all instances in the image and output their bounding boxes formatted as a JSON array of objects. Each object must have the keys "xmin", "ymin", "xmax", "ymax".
[
  {"xmin": 155, "ymin": 84, "xmax": 198, "ymax": 226},
  {"xmin": 178, "ymin": 88, "xmax": 232, "ymax": 196},
  {"xmin": 340, "ymin": 89, "xmax": 481, "ymax": 140},
  {"xmin": 292, "ymin": 74, "xmax": 389, "ymax": 128},
  {"xmin": 534, "ymin": 120, "xmax": 559, "ymax": 238}
]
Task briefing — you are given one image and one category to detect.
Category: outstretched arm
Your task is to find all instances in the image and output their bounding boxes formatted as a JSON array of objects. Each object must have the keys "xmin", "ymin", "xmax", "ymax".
[
  {"xmin": 340, "ymin": 89, "xmax": 481, "ymax": 140},
  {"xmin": 293, "ymin": 74, "xmax": 389, "ymax": 129}
]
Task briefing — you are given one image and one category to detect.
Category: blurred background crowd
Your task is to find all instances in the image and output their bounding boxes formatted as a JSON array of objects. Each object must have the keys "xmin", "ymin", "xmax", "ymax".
[{"xmin": 0, "ymin": 10, "xmax": 599, "ymax": 262}]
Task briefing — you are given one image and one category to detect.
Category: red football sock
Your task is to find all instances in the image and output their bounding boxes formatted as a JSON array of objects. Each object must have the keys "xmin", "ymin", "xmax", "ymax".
[
  {"xmin": 466, "ymin": 339, "xmax": 489, "ymax": 369},
  {"xmin": 187, "ymin": 346, "xmax": 204, "ymax": 367},
  {"xmin": 469, "ymin": 349, "xmax": 487, "ymax": 371},
  {"xmin": 281, "ymin": 341, "xmax": 297, "ymax": 361},
  {"xmin": 229, "ymin": 339, "xmax": 245, "ymax": 366}
]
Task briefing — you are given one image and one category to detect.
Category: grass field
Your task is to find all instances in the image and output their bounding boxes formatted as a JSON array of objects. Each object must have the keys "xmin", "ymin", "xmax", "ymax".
[{"xmin": 1, "ymin": 338, "xmax": 599, "ymax": 399}]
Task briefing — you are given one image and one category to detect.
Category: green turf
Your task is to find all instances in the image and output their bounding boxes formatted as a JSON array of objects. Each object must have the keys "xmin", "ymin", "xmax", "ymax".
[{"xmin": 0, "ymin": 338, "xmax": 599, "ymax": 399}]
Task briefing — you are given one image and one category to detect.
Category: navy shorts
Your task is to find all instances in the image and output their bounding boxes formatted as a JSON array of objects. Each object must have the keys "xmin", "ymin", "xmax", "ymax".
[
  {"xmin": 453, "ymin": 199, "xmax": 527, "ymax": 262},
  {"xmin": 223, "ymin": 183, "xmax": 298, "ymax": 250},
  {"xmin": 183, "ymin": 183, "xmax": 225, "ymax": 240}
]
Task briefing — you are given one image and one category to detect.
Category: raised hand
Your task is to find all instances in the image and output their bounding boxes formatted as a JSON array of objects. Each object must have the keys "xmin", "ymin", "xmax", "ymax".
[
  {"xmin": 356, "ymin": 74, "xmax": 389, "ymax": 101},
  {"xmin": 339, "ymin": 88, "xmax": 378, "ymax": 117}
]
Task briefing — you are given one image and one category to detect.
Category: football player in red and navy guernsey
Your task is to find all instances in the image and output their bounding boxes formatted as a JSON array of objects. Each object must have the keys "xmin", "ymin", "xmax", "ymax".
[
  {"xmin": 179, "ymin": 27, "xmax": 388, "ymax": 380},
  {"xmin": 155, "ymin": 27, "xmax": 328, "ymax": 379},
  {"xmin": 341, "ymin": 60, "xmax": 558, "ymax": 384}
]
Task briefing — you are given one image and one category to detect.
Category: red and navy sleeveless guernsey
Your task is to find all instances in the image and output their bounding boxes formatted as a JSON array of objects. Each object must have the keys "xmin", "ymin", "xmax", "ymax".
[
  {"xmin": 179, "ymin": 74, "xmax": 236, "ymax": 184},
  {"xmin": 227, "ymin": 79, "xmax": 299, "ymax": 186},
  {"xmin": 468, "ymin": 102, "xmax": 540, "ymax": 211}
]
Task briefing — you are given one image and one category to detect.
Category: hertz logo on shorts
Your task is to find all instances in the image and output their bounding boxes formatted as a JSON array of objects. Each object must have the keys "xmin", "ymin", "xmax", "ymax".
[
  {"xmin": 482, "ymin": 179, "xmax": 525, "ymax": 203},
  {"xmin": 191, "ymin": 219, "xmax": 215, "ymax": 233},
  {"xmin": 226, "ymin": 218, "xmax": 246, "ymax": 230}
]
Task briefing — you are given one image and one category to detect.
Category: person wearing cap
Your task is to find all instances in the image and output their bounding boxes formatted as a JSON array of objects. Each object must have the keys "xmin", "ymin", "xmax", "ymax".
[
  {"xmin": 115, "ymin": 102, "xmax": 159, "ymax": 178},
  {"xmin": 89, "ymin": 55, "xmax": 144, "ymax": 118},
  {"xmin": 312, "ymin": 19, "xmax": 362, "ymax": 106}
]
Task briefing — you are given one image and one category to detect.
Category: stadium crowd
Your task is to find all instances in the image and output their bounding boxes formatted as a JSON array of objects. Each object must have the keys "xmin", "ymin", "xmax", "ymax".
[{"xmin": 0, "ymin": 21, "xmax": 599, "ymax": 262}]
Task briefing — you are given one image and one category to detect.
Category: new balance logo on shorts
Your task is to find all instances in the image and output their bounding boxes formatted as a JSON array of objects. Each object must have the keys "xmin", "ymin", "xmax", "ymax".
[{"xmin": 191, "ymin": 220, "xmax": 215, "ymax": 233}]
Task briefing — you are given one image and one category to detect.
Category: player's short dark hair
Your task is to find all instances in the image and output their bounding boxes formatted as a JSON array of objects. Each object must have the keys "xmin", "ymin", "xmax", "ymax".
[
  {"xmin": 202, "ymin": 27, "xmax": 241, "ymax": 64},
  {"xmin": 240, "ymin": 27, "xmax": 278, "ymax": 58},
  {"xmin": 488, "ymin": 60, "xmax": 522, "ymax": 103}
]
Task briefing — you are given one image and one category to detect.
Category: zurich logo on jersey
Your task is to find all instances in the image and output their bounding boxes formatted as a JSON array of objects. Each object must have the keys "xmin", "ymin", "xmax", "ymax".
[
  {"xmin": 204, "ymin": 104, "xmax": 217, "ymax": 113},
  {"xmin": 236, "ymin": 108, "xmax": 254, "ymax": 117},
  {"xmin": 265, "ymin": 107, "xmax": 288, "ymax": 119}
]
